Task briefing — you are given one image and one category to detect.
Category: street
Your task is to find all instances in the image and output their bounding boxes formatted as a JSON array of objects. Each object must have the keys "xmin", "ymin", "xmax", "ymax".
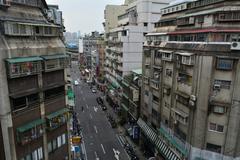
[{"xmin": 71, "ymin": 63, "xmax": 129, "ymax": 160}]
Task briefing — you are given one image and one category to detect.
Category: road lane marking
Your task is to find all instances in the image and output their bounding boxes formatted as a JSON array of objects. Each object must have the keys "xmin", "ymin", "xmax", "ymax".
[
  {"xmin": 94, "ymin": 151, "xmax": 99, "ymax": 160},
  {"xmin": 86, "ymin": 104, "xmax": 89, "ymax": 109},
  {"xmin": 101, "ymin": 144, "xmax": 106, "ymax": 154},
  {"xmin": 81, "ymin": 132, "xmax": 88, "ymax": 160},
  {"xmin": 94, "ymin": 125, "xmax": 98, "ymax": 134},
  {"xmin": 83, "ymin": 97, "xmax": 86, "ymax": 101},
  {"xmin": 116, "ymin": 135, "xmax": 124, "ymax": 147},
  {"xmin": 113, "ymin": 148, "xmax": 120, "ymax": 160},
  {"xmin": 90, "ymin": 114, "xmax": 93, "ymax": 119},
  {"xmin": 93, "ymin": 106, "xmax": 98, "ymax": 112}
]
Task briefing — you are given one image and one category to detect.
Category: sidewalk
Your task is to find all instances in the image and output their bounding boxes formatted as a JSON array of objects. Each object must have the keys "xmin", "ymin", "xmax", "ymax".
[{"xmin": 102, "ymin": 95, "xmax": 146, "ymax": 160}]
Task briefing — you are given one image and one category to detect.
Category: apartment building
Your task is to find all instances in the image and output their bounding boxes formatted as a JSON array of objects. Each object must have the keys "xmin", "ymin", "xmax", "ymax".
[
  {"xmin": 140, "ymin": 0, "xmax": 240, "ymax": 159},
  {"xmin": 120, "ymin": 69, "xmax": 142, "ymax": 142},
  {"xmin": 0, "ymin": 1, "xmax": 70, "ymax": 160},
  {"xmin": 83, "ymin": 31, "xmax": 101, "ymax": 69},
  {"xmin": 104, "ymin": 0, "xmax": 172, "ymax": 107}
]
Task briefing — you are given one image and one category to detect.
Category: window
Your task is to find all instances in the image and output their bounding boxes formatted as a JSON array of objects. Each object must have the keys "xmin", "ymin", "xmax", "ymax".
[
  {"xmin": 144, "ymin": 90, "xmax": 149, "ymax": 96},
  {"xmin": 209, "ymin": 123, "xmax": 224, "ymax": 133},
  {"xmin": 62, "ymin": 134, "xmax": 66, "ymax": 145},
  {"xmin": 165, "ymin": 69, "xmax": 172, "ymax": 77},
  {"xmin": 206, "ymin": 143, "xmax": 222, "ymax": 153},
  {"xmin": 214, "ymin": 80, "xmax": 231, "ymax": 89},
  {"xmin": 144, "ymin": 23, "xmax": 148, "ymax": 27},
  {"xmin": 48, "ymin": 142, "xmax": 52, "ymax": 153},
  {"xmin": 153, "ymin": 95, "xmax": 159, "ymax": 103},
  {"xmin": 35, "ymin": 26, "xmax": 40, "ymax": 34},
  {"xmin": 216, "ymin": 58, "xmax": 233, "ymax": 70},
  {"xmin": 57, "ymin": 136, "xmax": 62, "ymax": 148},
  {"xmin": 52, "ymin": 139, "xmax": 57, "ymax": 150},
  {"xmin": 122, "ymin": 30, "xmax": 127, "ymax": 36},
  {"xmin": 13, "ymin": 24, "xmax": 19, "ymax": 34},
  {"xmin": 213, "ymin": 105, "xmax": 226, "ymax": 114},
  {"xmin": 21, "ymin": 147, "xmax": 43, "ymax": 160}
]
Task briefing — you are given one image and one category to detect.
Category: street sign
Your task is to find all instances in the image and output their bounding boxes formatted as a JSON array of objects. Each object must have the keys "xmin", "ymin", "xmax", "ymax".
[{"xmin": 133, "ymin": 126, "xmax": 140, "ymax": 139}]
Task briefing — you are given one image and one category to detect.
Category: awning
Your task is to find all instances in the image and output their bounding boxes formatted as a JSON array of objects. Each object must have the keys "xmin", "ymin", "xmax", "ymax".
[
  {"xmin": 121, "ymin": 103, "xmax": 129, "ymax": 112},
  {"xmin": 175, "ymin": 90, "xmax": 190, "ymax": 99},
  {"xmin": 146, "ymin": 32, "xmax": 167, "ymax": 36},
  {"xmin": 175, "ymin": 52, "xmax": 194, "ymax": 56},
  {"xmin": 137, "ymin": 118, "xmax": 181, "ymax": 160},
  {"xmin": 122, "ymin": 81, "xmax": 129, "ymax": 87},
  {"xmin": 171, "ymin": 108, "xmax": 189, "ymax": 118},
  {"xmin": 158, "ymin": 50, "xmax": 173, "ymax": 53},
  {"xmin": 132, "ymin": 69, "xmax": 142, "ymax": 75},
  {"xmin": 17, "ymin": 118, "xmax": 45, "ymax": 133},
  {"xmin": 41, "ymin": 54, "xmax": 69, "ymax": 60},
  {"xmin": 67, "ymin": 89, "xmax": 74, "ymax": 100},
  {"xmin": 6, "ymin": 56, "xmax": 43, "ymax": 64},
  {"xmin": 46, "ymin": 108, "xmax": 69, "ymax": 119}
]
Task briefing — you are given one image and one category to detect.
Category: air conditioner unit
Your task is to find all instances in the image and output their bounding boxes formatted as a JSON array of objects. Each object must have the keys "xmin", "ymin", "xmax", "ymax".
[
  {"xmin": 189, "ymin": 100, "xmax": 195, "ymax": 107},
  {"xmin": 213, "ymin": 84, "xmax": 221, "ymax": 90},
  {"xmin": 154, "ymin": 72, "xmax": 159, "ymax": 79},
  {"xmin": 147, "ymin": 41, "xmax": 152, "ymax": 45},
  {"xmin": 190, "ymin": 95, "xmax": 196, "ymax": 101},
  {"xmin": 163, "ymin": 88, "xmax": 170, "ymax": 95},
  {"xmin": 154, "ymin": 41, "xmax": 161, "ymax": 45},
  {"xmin": 231, "ymin": 42, "xmax": 240, "ymax": 50}
]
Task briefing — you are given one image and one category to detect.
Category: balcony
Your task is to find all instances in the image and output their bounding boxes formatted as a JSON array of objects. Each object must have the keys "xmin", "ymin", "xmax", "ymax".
[
  {"xmin": 177, "ymin": 83, "xmax": 192, "ymax": 96},
  {"xmin": 46, "ymin": 108, "xmax": 69, "ymax": 131},
  {"xmin": 143, "ymin": 76, "xmax": 149, "ymax": 84},
  {"xmin": 145, "ymin": 58, "xmax": 151, "ymax": 65},
  {"xmin": 145, "ymin": 69, "xmax": 150, "ymax": 77},
  {"xmin": 42, "ymin": 54, "xmax": 69, "ymax": 72},
  {"xmin": 153, "ymin": 58, "xmax": 162, "ymax": 68},
  {"xmin": 16, "ymin": 118, "xmax": 45, "ymax": 145},
  {"xmin": 43, "ymin": 70, "xmax": 65, "ymax": 90},
  {"xmin": 5, "ymin": 57, "xmax": 42, "ymax": 79},
  {"xmin": 150, "ymin": 79, "xmax": 160, "ymax": 90},
  {"xmin": 8, "ymin": 75, "xmax": 39, "ymax": 98}
]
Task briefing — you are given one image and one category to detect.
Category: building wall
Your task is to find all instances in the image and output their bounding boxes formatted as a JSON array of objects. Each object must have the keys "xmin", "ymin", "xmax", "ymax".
[{"xmin": 0, "ymin": 1, "xmax": 69, "ymax": 160}]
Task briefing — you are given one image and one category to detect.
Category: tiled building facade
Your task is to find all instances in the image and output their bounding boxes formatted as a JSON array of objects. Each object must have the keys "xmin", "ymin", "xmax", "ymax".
[{"xmin": 140, "ymin": 0, "xmax": 240, "ymax": 159}]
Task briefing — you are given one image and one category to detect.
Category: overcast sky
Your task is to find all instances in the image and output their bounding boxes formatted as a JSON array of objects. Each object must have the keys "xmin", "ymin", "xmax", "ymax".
[{"xmin": 46, "ymin": 0, "xmax": 124, "ymax": 34}]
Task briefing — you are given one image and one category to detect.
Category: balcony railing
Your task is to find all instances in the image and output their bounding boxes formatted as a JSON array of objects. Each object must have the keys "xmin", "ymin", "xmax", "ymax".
[
  {"xmin": 16, "ymin": 118, "xmax": 45, "ymax": 145},
  {"xmin": 145, "ymin": 58, "xmax": 151, "ymax": 65},
  {"xmin": 154, "ymin": 58, "xmax": 161, "ymax": 66},
  {"xmin": 46, "ymin": 108, "xmax": 69, "ymax": 131},
  {"xmin": 143, "ymin": 76, "xmax": 149, "ymax": 84},
  {"xmin": 150, "ymin": 79, "xmax": 160, "ymax": 90},
  {"xmin": 6, "ymin": 57, "xmax": 43, "ymax": 78}
]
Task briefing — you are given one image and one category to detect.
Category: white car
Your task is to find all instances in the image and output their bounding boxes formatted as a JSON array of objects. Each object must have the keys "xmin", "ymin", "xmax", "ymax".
[
  {"xmin": 74, "ymin": 80, "xmax": 79, "ymax": 85},
  {"xmin": 92, "ymin": 88, "xmax": 97, "ymax": 93}
]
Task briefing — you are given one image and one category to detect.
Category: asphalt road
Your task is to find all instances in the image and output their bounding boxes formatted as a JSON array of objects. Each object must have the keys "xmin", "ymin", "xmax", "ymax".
[{"xmin": 71, "ymin": 62, "xmax": 129, "ymax": 160}]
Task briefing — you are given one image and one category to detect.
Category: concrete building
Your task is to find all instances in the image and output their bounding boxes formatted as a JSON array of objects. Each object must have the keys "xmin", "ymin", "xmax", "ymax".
[
  {"xmin": 82, "ymin": 31, "xmax": 101, "ymax": 69},
  {"xmin": 0, "ymin": 1, "xmax": 70, "ymax": 160},
  {"xmin": 140, "ymin": 0, "xmax": 240, "ymax": 159},
  {"xmin": 104, "ymin": 0, "xmax": 172, "ymax": 109},
  {"xmin": 120, "ymin": 69, "xmax": 142, "ymax": 140}
]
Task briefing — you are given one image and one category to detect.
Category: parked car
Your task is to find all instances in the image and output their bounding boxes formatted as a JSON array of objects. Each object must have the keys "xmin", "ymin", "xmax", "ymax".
[
  {"xmin": 74, "ymin": 80, "xmax": 79, "ymax": 85},
  {"xmin": 96, "ymin": 97, "xmax": 104, "ymax": 105},
  {"xmin": 92, "ymin": 88, "xmax": 97, "ymax": 93},
  {"xmin": 100, "ymin": 104, "xmax": 107, "ymax": 111}
]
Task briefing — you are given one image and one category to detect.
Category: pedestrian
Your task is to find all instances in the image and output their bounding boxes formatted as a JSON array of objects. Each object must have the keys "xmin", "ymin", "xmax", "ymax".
[{"xmin": 81, "ymin": 106, "xmax": 84, "ymax": 111}]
